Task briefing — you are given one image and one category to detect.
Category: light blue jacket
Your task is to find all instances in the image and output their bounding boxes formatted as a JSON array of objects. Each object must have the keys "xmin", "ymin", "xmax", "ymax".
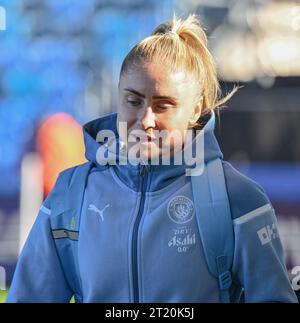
[{"xmin": 7, "ymin": 112, "xmax": 297, "ymax": 303}]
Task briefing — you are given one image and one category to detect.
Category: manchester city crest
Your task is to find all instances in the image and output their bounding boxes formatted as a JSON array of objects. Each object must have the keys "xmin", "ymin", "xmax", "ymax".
[{"xmin": 167, "ymin": 196, "xmax": 195, "ymax": 224}]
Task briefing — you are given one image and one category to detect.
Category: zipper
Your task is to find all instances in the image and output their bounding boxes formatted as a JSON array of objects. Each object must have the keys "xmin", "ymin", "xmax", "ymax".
[{"xmin": 131, "ymin": 164, "xmax": 148, "ymax": 303}]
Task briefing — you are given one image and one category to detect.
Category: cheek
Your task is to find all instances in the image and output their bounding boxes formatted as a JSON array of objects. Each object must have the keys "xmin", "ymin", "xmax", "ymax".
[
  {"xmin": 118, "ymin": 103, "xmax": 134, "ymax": 122},
  {"xmin": 163, "ymin": 109, "xmax": 191, "ymax": 132},
  {"xmin": 117, "ymin": 104, "xmax": 139, "ymax": 134}
]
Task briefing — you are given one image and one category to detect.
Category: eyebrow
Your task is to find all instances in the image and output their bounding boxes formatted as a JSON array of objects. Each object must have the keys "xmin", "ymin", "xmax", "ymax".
[{"xmin": 123, "ymin": 88, "xmax": 178, "ymax": 103}]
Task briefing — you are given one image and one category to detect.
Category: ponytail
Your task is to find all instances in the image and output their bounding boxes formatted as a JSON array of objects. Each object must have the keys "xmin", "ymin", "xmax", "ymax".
[{"xmin": 120, "ymin": 13, "xmax": 238, "ymax": 123}]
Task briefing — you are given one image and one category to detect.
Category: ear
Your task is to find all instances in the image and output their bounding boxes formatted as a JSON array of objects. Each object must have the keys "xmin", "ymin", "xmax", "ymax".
[{"xmin": 188, "ymin": 96, "xmax": 203, "ymax": 128}]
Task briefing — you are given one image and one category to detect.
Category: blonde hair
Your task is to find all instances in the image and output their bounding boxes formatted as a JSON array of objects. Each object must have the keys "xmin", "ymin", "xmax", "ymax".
[{"xmin": 119, "ymin": 13, "xmax": 238, "ymax": 126}]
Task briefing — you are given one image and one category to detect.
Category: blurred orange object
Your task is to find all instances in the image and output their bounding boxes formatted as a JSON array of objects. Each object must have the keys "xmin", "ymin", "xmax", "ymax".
[{"xmin": 37, "ymin": 113, "xmax": 87, "ymax": 196}]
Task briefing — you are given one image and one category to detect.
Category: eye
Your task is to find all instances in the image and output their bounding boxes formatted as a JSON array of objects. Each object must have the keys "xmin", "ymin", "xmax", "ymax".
[
  {"xmin": 127, "ymin": 100, "xmax": 141, "ymax": 107},
  {"xmin": 156, "ymin": 106, "xmax": 168, "ymax": 110},
  {"xmin": 155, "ymin": 104, "xmax": 173, "ymax": 111}
]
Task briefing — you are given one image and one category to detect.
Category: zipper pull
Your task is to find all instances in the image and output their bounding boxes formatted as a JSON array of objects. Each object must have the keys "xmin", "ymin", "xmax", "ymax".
[{"xmin": 140, "ymin": 165, "xmax": 146, "ymax": 177}]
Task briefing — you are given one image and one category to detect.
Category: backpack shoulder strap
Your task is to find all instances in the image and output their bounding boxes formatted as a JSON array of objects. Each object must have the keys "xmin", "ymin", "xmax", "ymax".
[
  {"xmin": 50, "ymin": 162, "xmax": 93, "ymax": 217},
  {"xmin": 49, "ymin": 161, "xmax": 93, "ymax": 301},
  {"xmin": 191, "ymin": 158, "xmax": 234, "ymax": 303}
]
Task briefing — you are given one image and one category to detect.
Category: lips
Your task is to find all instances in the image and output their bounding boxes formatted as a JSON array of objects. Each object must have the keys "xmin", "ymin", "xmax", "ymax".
[{"xmin": 129, "ymin": 132, "xmax": 156, "ymax": 142}]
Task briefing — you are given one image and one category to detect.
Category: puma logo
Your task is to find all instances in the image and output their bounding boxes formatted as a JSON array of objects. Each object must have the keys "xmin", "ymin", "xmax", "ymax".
[{"xmin": 88, "ymin": 204, "xmax": 110, "ymax": 221}]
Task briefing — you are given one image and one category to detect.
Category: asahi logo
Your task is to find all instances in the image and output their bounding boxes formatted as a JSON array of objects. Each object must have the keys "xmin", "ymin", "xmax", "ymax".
[{"xmin": 168, "ymin": 230, "xmax": 196, "ymax": 253}]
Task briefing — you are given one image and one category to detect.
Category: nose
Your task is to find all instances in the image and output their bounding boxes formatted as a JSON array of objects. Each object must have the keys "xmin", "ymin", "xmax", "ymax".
[{"xmin": 140, "ymin": 107, "xmax": 156, "ymax": 130}]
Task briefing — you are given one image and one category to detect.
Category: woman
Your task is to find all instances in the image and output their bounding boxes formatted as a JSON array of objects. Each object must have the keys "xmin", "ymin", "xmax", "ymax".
[{"xmin": 7, "ymin": 14, "xmax": 297, "ymax": 303}]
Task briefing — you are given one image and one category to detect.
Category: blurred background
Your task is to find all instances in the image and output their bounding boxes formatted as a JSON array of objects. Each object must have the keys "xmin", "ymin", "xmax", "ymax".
[{"xmin": 0, "ymin": 0, "xmax": 299, "ymax": 301}]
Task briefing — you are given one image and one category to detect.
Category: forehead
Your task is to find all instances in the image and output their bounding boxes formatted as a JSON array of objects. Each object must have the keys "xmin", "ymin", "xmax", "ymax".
[{"xmin": 119, "ymin": 62, "xmax": 197, "ymax": 99}]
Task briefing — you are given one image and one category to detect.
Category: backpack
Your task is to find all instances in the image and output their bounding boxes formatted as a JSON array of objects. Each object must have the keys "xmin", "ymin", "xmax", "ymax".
[{"xmin": 50, "ymin": 158, "xmax": 243, "ymax": 303}]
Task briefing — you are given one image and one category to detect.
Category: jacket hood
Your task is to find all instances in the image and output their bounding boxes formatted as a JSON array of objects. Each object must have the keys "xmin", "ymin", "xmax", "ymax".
[{"xmin": 83, "ymin": 111, "xmax": 223, "ymax": 191}]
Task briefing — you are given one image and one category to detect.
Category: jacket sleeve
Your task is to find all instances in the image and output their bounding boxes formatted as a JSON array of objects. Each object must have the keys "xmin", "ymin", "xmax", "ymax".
[
  {"xmin": 231, "ymin": 196, "xmax": 297, "ymax": 302},
  {"xmin": 223, "ymin": 161, "xmax": 297, "ymax": 303},
  {"xmin": 6, "ymin": 195, "xmax": 73, "ymax": 303}
]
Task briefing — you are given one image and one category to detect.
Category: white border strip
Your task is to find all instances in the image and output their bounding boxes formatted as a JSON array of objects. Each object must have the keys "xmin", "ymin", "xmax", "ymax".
[
  {"xmin": 233, "ymin": 203, "xmax": 272, "ymax": 225},
  {"xmin": 40, "ymin": 205, "xmax": 51, "ymax": 215},
  {"xmin": 0, "ymin": 6, "xmax": 6, "ymax": 31}
]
